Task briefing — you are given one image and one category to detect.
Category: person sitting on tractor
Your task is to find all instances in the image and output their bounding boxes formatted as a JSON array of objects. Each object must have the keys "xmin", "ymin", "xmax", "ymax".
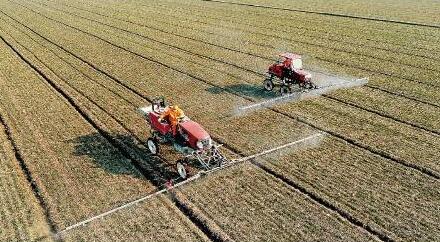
[
  {"xmin": 282, "ymin": 57, "xmax": 293, "ymax": 79},
  {"xmin": 158, "ymin": 105, "xmax": 185, "ymax": 136}
]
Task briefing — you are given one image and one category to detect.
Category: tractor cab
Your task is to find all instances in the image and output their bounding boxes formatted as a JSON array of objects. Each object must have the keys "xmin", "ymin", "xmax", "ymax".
[
  {"xmin": 140, "ymin": 98, "xmax": 213, "ymax": 152},
  {"xmin": 140, "ymin": 97, "xmax": 228, "ymax": 179},
  {"xmin": 264, "ymin": 52, "xmax": 316, "ymax": 94},
  {"xmin": 280, "ymin": 52, "xmax": 303, "ymax": 70}
]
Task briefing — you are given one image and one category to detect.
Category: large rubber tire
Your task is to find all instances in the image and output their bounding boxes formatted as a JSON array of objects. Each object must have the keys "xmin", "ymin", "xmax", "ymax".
[
  {"xmin": 263, "ymin": 79, "xmax": 274, "ymax": 91},
  {"xmin": 280, "ymin": 85, "xmax": 291, "ymax": 96},
  {"xmin": 147, "ymin": 138, "xmax": 159, "ymax": 155},
  {"xmin": 176, "ymin": 161, "xmax": 187, "ymax": 179}
]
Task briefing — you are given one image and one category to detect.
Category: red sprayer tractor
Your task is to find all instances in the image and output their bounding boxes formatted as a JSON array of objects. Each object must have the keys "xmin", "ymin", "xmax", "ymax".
[
  {"xmin": 139, "ymin": 97, "xmax": 229, "ymax": 179},
  {"xmin": 264, "ymin": 53, "xmax": 317, "ymax": 95}
]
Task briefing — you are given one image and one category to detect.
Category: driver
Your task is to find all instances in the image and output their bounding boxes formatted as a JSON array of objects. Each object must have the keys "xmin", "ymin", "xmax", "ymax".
[
  {"xmin": 159, "ymin": 105, "xmax": 185, "ymax": 136},
  {"xmin": 282, "ymin": 57, "xmax": 292, "ymax": 70},
  {"xmin": 282, "ymin": 57, "xmax": 293, "ymax": 79}
]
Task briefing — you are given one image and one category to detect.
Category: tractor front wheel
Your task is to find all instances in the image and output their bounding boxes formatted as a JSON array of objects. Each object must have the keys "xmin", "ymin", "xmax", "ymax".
[
  {"xmin": 176, "ymin": 161, "xmax": 187, "ymax": 179},
  {"xmin": 280, "ymin": 85, "xmax": 291, "ymax": 95},
  {"xmin": 147, "ymin": 138, "xmax": 159, "ymax": 155},
  {"xmin": 263, "ymin": 78, "xmax": 274, "ymax": 91}
]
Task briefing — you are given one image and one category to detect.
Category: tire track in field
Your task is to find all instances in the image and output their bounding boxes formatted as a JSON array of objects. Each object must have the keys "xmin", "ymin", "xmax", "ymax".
[
  {"xmin": 33, "ymin": 0, "xmax": 440, "ymax": 107},
  {"xmin": 0, "ymin": 16, "xmax": 140, "ymax": 109},
  {"xmin": 176, "ymin": 0, "xmax": 440, "ymax": 40},
  {"xmin": 1, "ymin": 15, "xmax": 395, "ymax": 242},
  {"xmin": 0, "ymin": 8, "xmax": 425, "ymax": 242},
  {"xmin": 86, "ymin": 18, "xmax": 440, "ymax": 137},
  {"xmin": 103, "ymin": 0, "xmax": 440, "ymax": 41},
  {"xmin": 16, "ymin": 3, "xmax": 440, "ymax": 137},
  {"xmin": 0, "ymin": 23, "xmax": 229, "ymax": 242},
  {"xmin": 0, "ymin": 36, "xmax": 62, "ymax": 240},
  {"xmin": 1, "ymin": 21, "xmax": 178, "ymax": 182},
  {"xmin": 201, "ymin": 0, "xmax": 440, "ymax": 30},
  {"xmin": 54, "ymin": 1, "xmax": 440, "ymax": 57},
  {"xmin": 34, "ymin": 0, "xmax": 440, "ymax": 88},
  {"xmin": 323, "ymin": 95, "xmax": 439, "ymax": 135},
  {"xmin": 12, "ymin": 0, "xmax": 440, "ymax": 182},
  {"xmin": 5, "ymin": 3, "xmax": 438, "ymax": 180},
  {"xmin": 155, "ymin": 7, "xmax": 440, "ymax": 61},
  {"xmin": 114, "ymin": 0, "xmax": 440, "ymax": 59},
  {"xmin": 365, "ymin": 85, "xmax": 440, "ymax": 109},
  {"xmin": 210, "ymin": 136, "xmax": 394, "ymax": 242},
  {"xmin": 14, "ymin": 23, "xmax": 393, "ymax": 241},
  {"xmin": 109, "ymin": 25, "xmax": 440, "ymax": 137}
]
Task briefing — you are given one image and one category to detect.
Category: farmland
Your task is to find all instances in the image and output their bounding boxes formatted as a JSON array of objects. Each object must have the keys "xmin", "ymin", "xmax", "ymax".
[{"xmin": 0, "ymin": 0, "xmax": 439, "ymax": 241}]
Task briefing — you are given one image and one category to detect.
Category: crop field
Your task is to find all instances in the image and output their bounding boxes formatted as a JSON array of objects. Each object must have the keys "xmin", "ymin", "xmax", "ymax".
[{"xmin": 0, "ymin": 0, "xmax": 439, "ymax": 241}]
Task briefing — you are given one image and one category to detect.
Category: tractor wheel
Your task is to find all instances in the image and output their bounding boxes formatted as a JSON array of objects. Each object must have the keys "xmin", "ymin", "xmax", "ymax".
[
  {"xmin": 147, "ymin": 138, "xmax": 159, "ymax": 155},
  {"xmin": 263, "ymin": 79, "xmax": 274, "ymax": 91},
  {"xmin": 176, "ymin": 161, "xmax": 187, "ymax": 179},
  {"xmin": 304, "ymin": 81, "xmax": 316, "ymax": 89},
  {"xmin": 310, "ymin": 82, "xmax": 318, "ymax": 89},
  {"xmin": 280, "ymin": 85, "xmax": 291, "ymax": 95}
]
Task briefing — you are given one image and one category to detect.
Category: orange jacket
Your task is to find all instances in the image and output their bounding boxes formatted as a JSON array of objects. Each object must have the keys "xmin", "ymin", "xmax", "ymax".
[
  {"xmin": 160, "ymin": 106, "xmax": 185, "ymax": 125},
  {"xmin": 283, "ymin": 58, "xmax": 292, "ymax": 69}
]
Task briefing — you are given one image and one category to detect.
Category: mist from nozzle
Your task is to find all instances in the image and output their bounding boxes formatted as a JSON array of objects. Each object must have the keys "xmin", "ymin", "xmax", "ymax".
[
  {"xmin": 235, "ymin": 70, "xmax": 368, "ymax": 116},
  {"xmin": 255, "ymin": 132, "xmax": 325, "ymax": 162}
]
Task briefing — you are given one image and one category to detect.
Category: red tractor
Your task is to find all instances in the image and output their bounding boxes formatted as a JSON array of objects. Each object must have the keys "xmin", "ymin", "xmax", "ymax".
[
  {"xmin": 139, "ymin": 97, "xmax": 229, "ymax": 179},
  {"xmin": 264, "ymin": 53, "xmax": 316, "ymax": 95}
]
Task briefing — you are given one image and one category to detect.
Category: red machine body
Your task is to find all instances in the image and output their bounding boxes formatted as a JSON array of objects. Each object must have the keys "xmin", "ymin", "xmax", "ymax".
[
  {"xmin": 140, "ymin": 98, "xmax": 228, "ymax": 179},
  {"xmin": 264, "ymin": 53, "xmax": 316, "ymax": 94},
  {"xmin": 149, "ymin": 111, "xmax": 169, "ymax": 135},
  {"xmin": 147, "ymin": 106, "xmax": 211, "ymax": 151},
  {"xmin": 268, "ymin": 53, "xmax": 311, "ymax": 84},
  {"xmin": 268, "ymin": 65, "xmax": 310, "ymax": 83},
  {"xmin": 179, "ymin": 121, "xmax": 210, "ymax": 149}
]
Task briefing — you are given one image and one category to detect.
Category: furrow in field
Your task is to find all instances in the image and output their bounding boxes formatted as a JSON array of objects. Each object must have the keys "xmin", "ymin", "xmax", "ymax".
[
  {"xmin": 44, "ymin": 1, "xmax": 440, "ymax": 134},
  {"xmin": 0, "ymin": 5, "xmax": 388, "ymax": 240},
  {"xmin": 49, "ymin": 0, "xmax": 440, "ymax": 60},
  {"xmin": 1, "ymin": 0, "xmax": 438, "ymax": 240},
  {"xmin": 31, "ymin": 0, "xmax": 440, "ymax": 109},
  {"xmin": 259, "ymin": 136, "xmax": 440, "ymax": 241},
  {"xmin": 127, "ymin": 3, "xmax": 440, "ymax": 61},
  {"xmin": 274, "ymin": 98, "xmax": 440, "ymax": 178},
  {"xmin": 0, "ymin": 96, "xmax": 53, "ymax": 241},
  {"xmin": 117, "ymin": 0, "xmax": 440, "ymax": 63},
  {"xmin": 60, "ymin": 195, "xmax": 211, "ymax": 242},
  {"xmin": 33, "ymin": 0, "xmax": 440, "ymax": 87},
  {"xmin": 0, "ymin": 35, "xmax": 158, "ymax": 231},
  {"xmin": 0, "ymin": 26, "xmax": 224, "ymax": 241},
  {"xmin": 5, "ymin": 1, "xmax": 439, "ymax": 178},
  {"xmin": 325, "ymin": 88, "xmax": 440, "ymax": 134},
  {"xmin": 199, "ymin": 0, "xmax": 440, "ymax": 29},
  {"xmin": 0, "ymin": 19, "xmax": 380, "ymax": 242},
  {"xmin": 175, "ymin": 163, "xmax": 383, "ymax": 241},
  {"xmin": 76, "ymin": 0, "xmax": 440, "ymax": 44}
]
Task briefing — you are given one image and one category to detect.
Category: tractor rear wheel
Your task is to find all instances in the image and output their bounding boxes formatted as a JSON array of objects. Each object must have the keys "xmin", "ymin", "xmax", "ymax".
[
  {"xmin": 147, "ymin": 138, "xmax": 159, "ymax": 155},
  {"xmin": 263, "ymin": 78, "xmax": 274, "ymax": 91},
  {"xmin": 280, "ymin": 85, "xmax": 291, "ymax": 95},
  {"xmin": 303, "ymin": 81, "xmax": 317, "ymax": 89},
  {"xmin": 176, "ymin": 161, "xmax": 187, "ymax": 179}
]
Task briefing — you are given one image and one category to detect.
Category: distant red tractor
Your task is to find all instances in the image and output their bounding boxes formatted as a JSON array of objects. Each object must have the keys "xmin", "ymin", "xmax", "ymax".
[
  {"xmin": 139, "ymin": 97, "xmax": 229, "ymax": 179},
  {"xmin": 264, "ymin": 53, "xmax": 316, "ymax": 95}
]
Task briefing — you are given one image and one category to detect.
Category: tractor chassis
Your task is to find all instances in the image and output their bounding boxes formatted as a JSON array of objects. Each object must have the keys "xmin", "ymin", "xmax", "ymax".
[
  {"xmin": 263, "ymin": 74, "xmax": 316, "ymax": 95},
  {"xmin": 147, "ymin": 131, "xmax": 229, "ymax": 179}
]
